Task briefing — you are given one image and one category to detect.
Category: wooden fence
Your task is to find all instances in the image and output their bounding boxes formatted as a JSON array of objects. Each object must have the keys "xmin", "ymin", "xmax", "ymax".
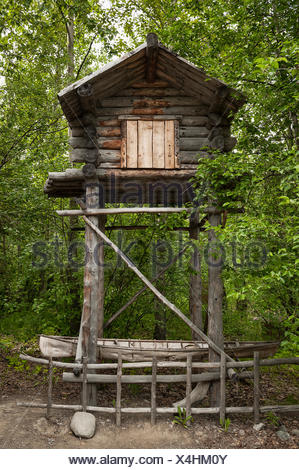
[{"xmin": 18, "ymin": 353, "xmax": 299, "ymax": 426}]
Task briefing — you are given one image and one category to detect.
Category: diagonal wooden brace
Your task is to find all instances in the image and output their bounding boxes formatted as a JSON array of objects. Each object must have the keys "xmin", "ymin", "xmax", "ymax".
[{"xmin": 83, "ymin": 215, "xmax": 235, "ymax": 364}]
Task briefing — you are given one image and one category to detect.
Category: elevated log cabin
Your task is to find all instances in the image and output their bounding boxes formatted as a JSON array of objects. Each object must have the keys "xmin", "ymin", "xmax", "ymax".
[{"xmin": 44, "ymin": 33, "xmax": 245, "ymax": 204}]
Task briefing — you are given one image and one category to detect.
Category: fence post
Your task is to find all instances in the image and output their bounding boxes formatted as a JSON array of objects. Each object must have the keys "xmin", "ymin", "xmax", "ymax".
[
  {"xmin": 46, "ymin": 357, "xmax": 53, "ymax": 420},
  {"xmin": 254, "ymin": 351, "xmax": 260, "ymax": 424},
  {"xmin": 116, "ymin": 353, "xmax": 122, "ymax": 426},
  {"xmin": 220, "ymin": 352, "xmax": 226, "ymax": 424},
  {"xmin": 151, "ymin": 356, "xmax": 157, "ymax": 425},
  {"xmin": 186, "ymin": 354, "xmax": 192, "ymax": 422},
  {"xmin": 82, "ymin": 356, "xmax": 88, "ymax": 412}
]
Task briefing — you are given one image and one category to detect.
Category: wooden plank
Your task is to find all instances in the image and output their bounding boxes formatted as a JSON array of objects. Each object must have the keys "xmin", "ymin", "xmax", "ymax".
[
  {"xmin": 220, "ymin": 352, "xmax": 226, "ymax": 423},
  {"xmin": 151, "ymin": 357, "xmax": 157, "ymax": 425},
  {"xmin": 138, "ymin": 120, "xmax": 153, "ymax": 168},
  {"xmin": 57, "ymin": 207, "xmax": 191, "ymax": 216},
  {"xmin": 46, "ymin": 357, "xmax": 53, "ymax": 420},
  {"xmin": 164, "ymin": 120, "xmax": 175, "ymax": 169},
  {"xmin": 152, "ymin": 121, "xmax": 165, "ymax": 168},
  {"xmin": 116, "ymin": 353, "xmax": 122, "ymax": 426},
  {"xmin": 126, "ymin": 121, "xmax": 138, "ymax": 168},
  {"xmin": 116, "ymin": 87, "xmax": 182, "ymax": 97},
  {"xmin": 118, "ymin": 114, "xmax": 182, "ymax": 121},
  {"xmin": 254, "ymin": 351, "xmax": 260, "ymax": 424},
  {"xmin": 120, "ymin": 121, "xmax": 126, "ymax": 168},
  {"xmin": 186, "ymin": 355, "xmax": 192, "ymax": 421}
]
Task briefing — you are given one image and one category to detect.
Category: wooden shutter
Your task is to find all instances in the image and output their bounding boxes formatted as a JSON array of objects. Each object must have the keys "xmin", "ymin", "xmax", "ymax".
[{"xmin": 122, "ymin": 120, "xmax": 177, "ymax": 169}]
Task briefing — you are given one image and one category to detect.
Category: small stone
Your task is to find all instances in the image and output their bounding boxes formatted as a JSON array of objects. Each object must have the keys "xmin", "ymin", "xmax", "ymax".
[
  {"xmin": 70, "ymin": 412, "xmax": 96, "ymax": 439},
  {"xmin": 239, "ymin": 429, "xmax": 245, "ymax": 436},
  {"xmin": 253, "ymin": 423, "xmax": 264, "ymax": 432},
  {"xmin": 276, "ymin": 430, "xmax": 290, "ymax": 441},
  {"xmin": 279, "ymin": 425, "xmax": 287, "ymax": 432},
  {"xmin": 291, "ymin": 429, "xmax": 299, "ymax": 437}
]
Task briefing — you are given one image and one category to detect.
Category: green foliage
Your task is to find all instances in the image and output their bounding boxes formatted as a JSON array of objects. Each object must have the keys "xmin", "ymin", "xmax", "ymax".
[
  {"xmin": 0, "ymin": 0, "xmax": 297, "ymax": 358},
  {"xmin": 172, "ymin": 407, "xmax": 194, "ymax": 428},
  {"xmin": 220, "ymin": 417, "xmax": 231, "ymax": 432}
]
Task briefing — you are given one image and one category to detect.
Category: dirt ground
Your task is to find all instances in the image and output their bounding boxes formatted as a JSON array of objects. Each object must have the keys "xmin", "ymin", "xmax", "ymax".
[{"xmin": 0, "ymin": 345, "xmax": 298, "ymax": 449}]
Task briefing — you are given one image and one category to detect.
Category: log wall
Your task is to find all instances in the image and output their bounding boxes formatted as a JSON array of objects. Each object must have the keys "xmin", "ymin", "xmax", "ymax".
[{"xmin": 68, "ymin": 80, "xmax": 234, "ymax": 169}]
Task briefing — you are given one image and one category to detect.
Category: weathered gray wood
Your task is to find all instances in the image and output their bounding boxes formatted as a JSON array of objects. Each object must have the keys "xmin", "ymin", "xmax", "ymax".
[
  {"xmin": 186, "ymin": 355, "xmax": 192, "ymax": 421},
  {"xmin": 220, "ymin": 352, "xmax": 226, "ymax": 423},
  {"xmin": 63, "ymin": 370, "xmax": 253, "ymax": 384},
  {"xmin": 63, "ymin": 371, "xmax": 222, "ymax": 384},
  {"xmin": 151, "ymin": 356, "xmax": 157, "ymax": 425},
  {"xmin": 180, "ymin": 137, "xmax": 210, "ymax": 151},
  {"xmin": 70, "ymin": 148, "xmax": 98, "ymax": 163},
  {"xmin": 146, "ymin": 33, "xmax": 158, "ymax": 82},
  {"xmin": 189, "ymin": 211, "xmax": 202, "ymax": 339},
  {"xmin": 69, "ymin": 137, "xmax": 95, "ymax": 149},
  {"xmin": 208, "ymin": 212, "xmax": 224, "ymax": 406},
  {"xmin": 17, "ymin": 402, "xmax": 299, "ymax": 415},
  {"xmin": 57, "ymin": 207, "xmax": 191, "ymax": 216},
  {"xmin": 118, "ymin": 114, "xmax": 182, "ymax": 121},
  {"xmin": 82, "ymin": 215, "xmax": 235, "ymax": 363},
  {"xmin": 104, "ymin": 246, "xmax": 187, "ymax": 329},
  {"xmin": 179, "ymin": 151, "xmax": 210, "ymax": 164},
  {"xmin": 98, "ymin": 149, "xmax": 121, "ymax": 163},
  {"xmin": 82, "ymin": 182, "xmax": 100, "ymax": 406},
  {"xmin": 254, "ymin": 351, "xmax": 260, "ymax": 424},
  {"xmin": 100, "ymin": 96, "xmax": 204, "ymax": 108},
  {"xmin": 116, "ymin": 87, "xmax": 182, "ymax": 97},
  {"xmin": 97, "ymin": 127, "xmax": 121, "ymax": 137},
  {"xmin": 180, "ymin": 127, "xmax": 209, "ymax": 138},
  {"xmin": 82, "ymin": 356, "xmax": 88, "ymax": 412},
  {"xmin": 173, "ymin": 382, "xmax": 210, "ymax": 408},
  {"xmin": 116, "ymin": 353, "xmax": 122, "ymax": 426},
  {"xmin": 46, "ymin": 357, "xmax": 53, "ymax": 420}
]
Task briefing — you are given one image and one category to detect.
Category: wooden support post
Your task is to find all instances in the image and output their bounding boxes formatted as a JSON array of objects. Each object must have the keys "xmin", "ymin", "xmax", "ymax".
[
  {"xmin": 82, "ymin": 356, "xmax": 88, "ymax": 412},
  {"xmin": 186, "ymin": 354, "xmax": 192, "ymax": 421},
  {"xmin": 151, "ymin": 356, "xmax": 157, "ymax": 425},
  {"xmin": 254, "ymin": 351, "xmax": 260, "ymax": 424},
  {"xmin": 208, "ymin": 212, "xmax": 224, "ymax": 406},
  {"xmin": 97, "ymin": 215, "xmax": 105, "ymax": 338},
  {"xmin": 116, "ymin": 353, "xmax": 122, "ymax": 426},
  {"xmin": 220, "ymin": 352, "xmax": 226, "ymax": 424},
  {"xmin": 82, "ymin": 180, "xmax": 100, "ymax": 405},
  {"xmin": 46, "ymin": 357, "xmax": 53, "ymax": 420},
  {"xmin": 189, "ymin": 211, "xmax": 203, "ymax": 339}
]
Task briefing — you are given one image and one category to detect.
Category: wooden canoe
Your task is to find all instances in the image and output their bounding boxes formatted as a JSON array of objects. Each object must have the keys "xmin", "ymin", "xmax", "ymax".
[{"xmin": 39, "ymin": 335, "xmax": 280, "ymax": 361}]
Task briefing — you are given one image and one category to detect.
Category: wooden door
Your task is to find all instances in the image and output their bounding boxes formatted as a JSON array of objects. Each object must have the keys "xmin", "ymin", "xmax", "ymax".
[{"xmin": 122, "ymin": 120, "xmax": 177, "ymax": 169}]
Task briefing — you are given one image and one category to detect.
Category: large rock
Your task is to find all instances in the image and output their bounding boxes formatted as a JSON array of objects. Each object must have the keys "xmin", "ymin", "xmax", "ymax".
[
  {"xmin": 276, "ymin": 430, "xmax": 290, "ymax": 441},
  {"xmin": 70, "ymin": 412, "xmax": 96, "ymax": 439}
]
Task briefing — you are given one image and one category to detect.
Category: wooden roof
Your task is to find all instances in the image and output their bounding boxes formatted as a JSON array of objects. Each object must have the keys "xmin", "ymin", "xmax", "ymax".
[{"xmin": 58, "ymin": 33, "xmax": 245, "ymax": 124}]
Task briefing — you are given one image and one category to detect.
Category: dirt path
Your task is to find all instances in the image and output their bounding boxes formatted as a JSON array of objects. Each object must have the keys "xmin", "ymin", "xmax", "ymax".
[{"xmin": 0, "ymin": 394, "xmax": 298, "ymax": 449}]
